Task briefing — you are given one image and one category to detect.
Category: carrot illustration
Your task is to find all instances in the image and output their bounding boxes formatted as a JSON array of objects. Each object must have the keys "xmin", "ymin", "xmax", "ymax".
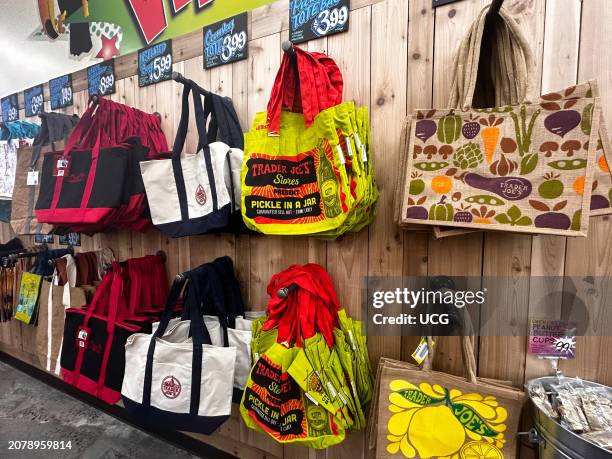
[{"xmin": 480, "ymin": 114, "xmax": 504, "ymax": 164}]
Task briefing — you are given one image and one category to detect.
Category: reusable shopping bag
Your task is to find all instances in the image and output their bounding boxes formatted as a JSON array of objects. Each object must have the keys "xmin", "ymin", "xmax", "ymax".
[
  {"xmin": 11, "ymin": 112, "xmax": 79, "ymax": 235},
  {"xmin": 60, "ymin": 263, "xmax": 146, "ymax": 404},
  {"xmin": 122, "ymin": 268, "xmax": 236, "ymax": 434},
  {"xmin": 35, "ymin": 259, "xmax": 89, "ymax": 372},
  {"xmin": 373, "ymin": 336, "xmax": 525, "ymax": 459},
  {"xmin": 14, "ymin": 271, "xmax": 43, "ymax": 325},
  {"xmin": 398, "ymin": 5, "xmax": 602, "ymax": 237},
  {"xmin": 241, "ymin": 264, "xmax": 373, "ymax": 448},
  {"xmin": 35, "ymin": 97, "xmax": 167, "ymax": 230},
  {"xmin": 242, "ymin": 47, "xmax": 377, "ymax": 237},
  {"xmin": 140, "ymin": 80, "xmax": 243, "ymax": 237}
]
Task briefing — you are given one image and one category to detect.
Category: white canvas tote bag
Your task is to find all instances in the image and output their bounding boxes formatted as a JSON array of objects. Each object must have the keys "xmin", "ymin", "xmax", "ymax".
[
  {"xmin": 122, "ymin": 275, "xmax": 236, "ymax": 434},
  {"xmin": 140, "ymin": 81, "xmax": 239, "ymax": 238}
]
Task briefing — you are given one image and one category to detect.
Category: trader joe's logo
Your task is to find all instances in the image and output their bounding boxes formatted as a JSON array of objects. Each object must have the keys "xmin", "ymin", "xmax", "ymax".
[
  {"xmin": 195, "ymin": 184, "xmax": 207, "ymax": 206},
  {"xmin": 161, "ymin": 375, "xmax": 182, "ymax": 399}
]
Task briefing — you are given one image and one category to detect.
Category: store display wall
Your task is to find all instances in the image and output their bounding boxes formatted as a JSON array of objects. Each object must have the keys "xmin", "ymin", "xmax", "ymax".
[{"xmin": 1, "ymin": 0, "xmax": 611, "ymax": 457}]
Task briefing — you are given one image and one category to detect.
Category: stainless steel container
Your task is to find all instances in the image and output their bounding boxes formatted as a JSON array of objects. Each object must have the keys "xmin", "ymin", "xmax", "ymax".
[{"xmin": 526, "ymin": 376, "xmax": 612, "ymax": 459}]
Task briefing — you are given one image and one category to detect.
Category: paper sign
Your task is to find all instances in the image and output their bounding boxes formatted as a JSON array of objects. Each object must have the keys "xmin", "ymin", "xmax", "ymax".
[
  {"xmin": 203, "ymin": 13, "xmax": 248, "ymax": 69},
  {"xmin": 49, "ymin": 74, "xmax": 73, "ymax": 110},
  {"xmin": 59, "ymin": 232, "xmax": 81, "ymax": 247},
  {"xmin": 290, "ymin": 0, "xmax": 350, "ymax": 44},
  {"xmin": 87, "ymin": 60, "xmax": 116, "ymax": 96},
  {"xmin": 27, "ymin": 171, "xmax": 39, "ymax": 186},
  {"xmin": 138, "ymin": 39, "xmax": 173, "ymax": 87},
  {"xmin": 528, "ymin": 318, "xmax": 576, "ymax": 358}
]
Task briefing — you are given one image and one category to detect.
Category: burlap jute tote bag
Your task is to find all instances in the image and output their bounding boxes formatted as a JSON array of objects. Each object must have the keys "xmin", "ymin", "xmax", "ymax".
[
  {"xmin": 397, "ymin": 5, "xmax": 602, "ymax": 237},
  {"xmin": 372, "ymin": 336, "xmax": 525, "ymax": 459}
]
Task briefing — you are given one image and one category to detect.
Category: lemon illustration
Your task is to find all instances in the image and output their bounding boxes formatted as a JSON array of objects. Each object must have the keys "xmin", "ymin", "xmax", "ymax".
[
  {"xmin": 460, "ymin": 441, "xmax": 503, "ymax": 459},
  {"xmin": 409, "ymin": 405, "xmax": 466, "ymax": 458},
  {"xmin": 386, "ymin": 380, "xmax": 508, "ymax": 458}
]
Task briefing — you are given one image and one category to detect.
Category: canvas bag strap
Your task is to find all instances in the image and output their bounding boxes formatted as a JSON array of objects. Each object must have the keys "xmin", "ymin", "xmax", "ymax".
[{"xmin": 447, "ymin": 5, "xmax": 537, "ymax": 110}]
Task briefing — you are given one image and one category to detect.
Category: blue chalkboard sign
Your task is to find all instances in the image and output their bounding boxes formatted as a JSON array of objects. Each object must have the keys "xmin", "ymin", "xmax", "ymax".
[
  {"xmin": 34, "ymin": 234, "xmax": 54, "ymax": 245},
  {"xmin": 59, "ymin": 232, "xmax": 81, "ymax": 247},
  {"xmin": 290, "ymin": 0, "xmax": 350, "ymax": 44},
  {"xmin": 1, "ymin": 94, "xmax": 19, "ymax": 122},
  {"xmin": 49, "ymin": 74, "xmax": 73, "ymax": 110},
  {"xmin": 24, "ymin": 85, "xmax": 45, "ymax": 117},
  {"xmin": 138, "ymin": 40, "xmax": 173, "ymax": 87},
  {"xmin": 87, "ymin": 60, "xmax": 116, "ymax": 97},
  {"xmin": 203, "ymin": 13, "xmax": 248, "ymax": 69}
]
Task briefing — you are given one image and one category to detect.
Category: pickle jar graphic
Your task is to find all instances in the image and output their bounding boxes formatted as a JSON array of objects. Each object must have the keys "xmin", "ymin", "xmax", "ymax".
[{"xmin": 318, "ymin": 142, "xmax": 341, "ymax": 218}]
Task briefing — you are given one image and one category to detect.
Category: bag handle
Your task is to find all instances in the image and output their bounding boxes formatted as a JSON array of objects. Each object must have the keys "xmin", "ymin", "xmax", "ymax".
[
  {"xmin": 142, "ymin": 272, "xmax": 214, "ymax": 412},
  {"xmin": 172, "ymin": 81, "xmax": 220, "ymax": 216},
  {"xmin": 448, "ymin": 4, "xmax": 537, "ymax": 110}
]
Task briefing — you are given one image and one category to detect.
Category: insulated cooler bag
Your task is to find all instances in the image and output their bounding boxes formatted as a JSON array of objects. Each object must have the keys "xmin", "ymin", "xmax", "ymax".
[
  {"xmin": 122, "ymin": 269, "xmax": 236, "ymax": 434},
  {"xmin": 140, "ymin": 80, "xmax": 244, "ymax": 237}
]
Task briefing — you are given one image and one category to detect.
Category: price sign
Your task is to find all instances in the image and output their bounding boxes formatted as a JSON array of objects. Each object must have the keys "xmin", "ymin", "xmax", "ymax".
[
  {"xmin": 1, "ymin": 93, "xmax": 19, "ymax": 122},
  {"xmin": 138, "ymin": 39, "xmax": 173, "ymax": 87},
  {"xmin": 87, "ymin": 60, "xmax": 116, "ymax": 97},
  {"xmin": 203, "ymin": 13, "xmax": 248, "ymax": 69},
  {"xmin": 24, "ymin": 85, "xmax": 45, "ymax": 117},
  {"xmin": 59, "ymin": 232, "xmax": 81, "ymax": 247},
  {"xmin": 34, "ymin": 234, "xmax": 54, "ymax": 245},
  {"xmin": 290, "ymin": 0, "xmax": 350, "ymax": 44},
  {"xmin": 528, "ymin": 318, "xmax": 577, "ymax": 359},
  {"xmin": 49, "ymin": 74, "xmax": 73, "ymax": 110}
]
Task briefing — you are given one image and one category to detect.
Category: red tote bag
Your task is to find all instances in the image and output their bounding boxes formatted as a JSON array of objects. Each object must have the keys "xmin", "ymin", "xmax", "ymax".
[{"xmin": 60, "ymin": 263, "xmax": 145, "ymax": 404}]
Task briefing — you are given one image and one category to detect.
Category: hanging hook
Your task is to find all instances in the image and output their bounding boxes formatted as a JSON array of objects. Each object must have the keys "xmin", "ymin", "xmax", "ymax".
[
  {"xmin": 282, "ymin": 40, "xmax": 295, "ymax": 57},
  {"xmin": 171, "ymin": 71, "xmax": 189, "ymax": 85},
  {"xmin": 486, "ymin": 0, "xmax": 504, "ymax": 19}
]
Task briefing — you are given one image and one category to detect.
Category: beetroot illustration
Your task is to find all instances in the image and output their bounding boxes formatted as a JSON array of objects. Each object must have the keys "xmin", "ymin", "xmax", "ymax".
[
  {"xmin": 590, "ymin": 194, "xmax": 610, "ymax": 211},
  {"xmin": 544, "ymin": 110, "xmax": 581, "ymax": 138},
  {"xmin": 464, "ymin": 173, "xmax": 532, "ymax": 201},
  {"xmin": 534, "ymin": 213, "xmax": 571, "ymax": 230},
  {"xmin": 406, "ymin": 206, "xmax": 428, "ymax": 220},
  {"xmin": 415, "ymin": 119, "xmax": 437, "ymax": 142}
]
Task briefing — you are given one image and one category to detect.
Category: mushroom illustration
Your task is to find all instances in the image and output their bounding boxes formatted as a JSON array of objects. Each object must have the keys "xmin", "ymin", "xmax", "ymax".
[
  {"xmin": 561, "ymin": 140, "xmax": 581, "ymax": 157},
  {"xmin": 540, "ymin": 141, "xmax": 559, "ymax": 158},
  {"xmin": 413, "ymin": 145, "xmax": 422, "ymax": 159},
  {"xmin": 439, "ymin": 145, "xmax": 454, "ymax": 160},
  {"xmin": 424, "ymin": 145, "xmax": 438, "ymax": 159}
]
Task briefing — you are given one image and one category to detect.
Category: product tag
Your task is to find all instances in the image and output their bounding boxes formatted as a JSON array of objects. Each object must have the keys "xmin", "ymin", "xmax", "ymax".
[
  {"xmin": 27, "ymin": 171, "xmax": 39, "ymax": 186},
  {"xmin": 354, "ymin": 133, "xmax": 368, "ymax": 163},
  {"xmin": 336, "ymin": 144, "xmax": 346, "ymax": 165},
  {"xmin": 326, "ymin": 381, "xmax": 337, "ymax": 398},
  {"xmin": 53, "ymin": 157, "xmax": 71, "ymax": 177},
  {"xmin": 345, "ymin": 137, "xmax": 353, "ymax": 157},
  {"xmin": 412, "ymin": 337, "xmax": 435, "ymax": 364},
  {"xmin": 337, "ymin": 391, "xmax": 348, "ymax": 406},
  {"xmin": 76, "ymin": 325, "xmax": 91, "ymax": 349}
]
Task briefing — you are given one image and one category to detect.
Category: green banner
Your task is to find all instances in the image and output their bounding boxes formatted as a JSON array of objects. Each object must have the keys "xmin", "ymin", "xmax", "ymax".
[{"xmin": 64, "ymin": 0, "xmax": 277, "ymax": 57}]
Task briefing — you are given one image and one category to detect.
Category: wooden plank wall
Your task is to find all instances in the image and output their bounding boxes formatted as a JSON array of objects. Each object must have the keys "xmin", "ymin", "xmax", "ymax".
[{"xmin": 1, "ymin": 0, "xmax": 612, "ymax": 457}]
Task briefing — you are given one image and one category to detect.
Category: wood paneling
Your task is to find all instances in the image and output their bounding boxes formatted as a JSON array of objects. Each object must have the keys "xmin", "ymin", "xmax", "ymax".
[{"xmin": 3, "ymin": 1, "xmax": 612, "ymax": 457}]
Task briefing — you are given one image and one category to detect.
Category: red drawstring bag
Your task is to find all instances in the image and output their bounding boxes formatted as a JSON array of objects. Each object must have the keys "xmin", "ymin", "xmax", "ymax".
[
  {"xmin": 263, "ymin": 263, "xmax": 339, "ymax": 347},
  {"xmin": 267, "ymin": 47, "xmax": 343, "ymax": 135}
]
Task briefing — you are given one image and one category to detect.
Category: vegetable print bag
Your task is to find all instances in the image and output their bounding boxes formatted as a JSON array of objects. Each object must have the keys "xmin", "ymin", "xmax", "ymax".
[{"xmin": 399, "ymin": 6, "xmax": 602, "ymax": 237}]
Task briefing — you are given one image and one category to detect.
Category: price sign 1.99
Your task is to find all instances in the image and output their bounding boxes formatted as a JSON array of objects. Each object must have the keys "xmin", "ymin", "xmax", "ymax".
[
  {"xmin": 1, "ymin": 94, "xmax": 19, "ymax": 122},
  {"xmin": 87, "ymin": 59, "xmax": 116, "ymax": 97},
  {"xmin": 203, "ymin": 13, "xmax": 248, "ymax": 69},
  {"xmin": 290, "ymin": 0, "xmax": 350, "ymax": 44},
  {"xmin": 138, "ymin": 39, "xmax": 173, "ymax": 87},
  {"xmin": 25, "ymin": 85, "xmax": 45, "ymax": 117},
  {"xmin": 49, "ymin": 74, "xmax": 73, "ymax": 110}
]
